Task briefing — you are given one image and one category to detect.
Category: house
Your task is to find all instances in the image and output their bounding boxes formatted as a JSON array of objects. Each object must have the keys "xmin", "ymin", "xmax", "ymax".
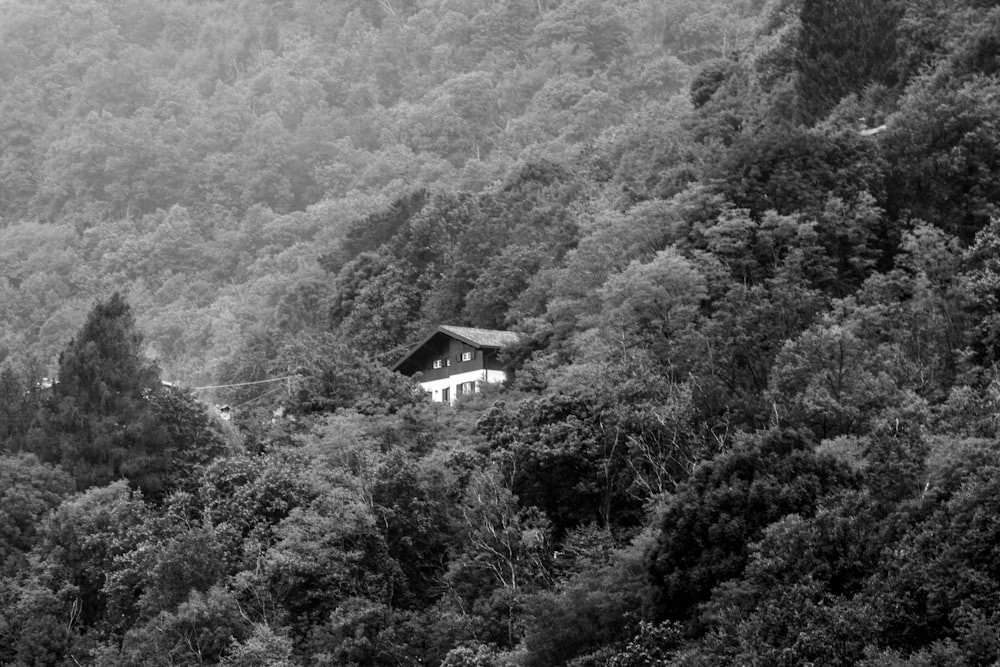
[{"xmin": 392, "ymin": 325, "xmax": 524, "ymax": 403}]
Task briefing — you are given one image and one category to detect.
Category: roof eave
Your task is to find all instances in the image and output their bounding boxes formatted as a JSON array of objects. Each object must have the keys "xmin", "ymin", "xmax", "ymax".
[
  {"xmin": 390, "ymin": 328, "xmax": 443, "ymax": 372},
  {"xmin": 439, "ymin": 330, "xmax": 502, "ymax": 349},
  {"xmin": 392, "ymin": 325, "xmax": 517, "ymax": 371}
]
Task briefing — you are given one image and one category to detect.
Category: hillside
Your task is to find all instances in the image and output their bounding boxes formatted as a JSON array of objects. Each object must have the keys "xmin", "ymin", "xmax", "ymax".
[
  {"xmin": 0, "ymin": 0, "xmax": 758, "ymax": 384},
  {"xmin": 5, "ymin": 0, "xmax": 1000, "ymax": 664}
]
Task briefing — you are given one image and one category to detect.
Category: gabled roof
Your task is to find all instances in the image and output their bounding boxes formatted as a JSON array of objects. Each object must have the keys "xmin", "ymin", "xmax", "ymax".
[
  {"xmin": 437, "ymin": 325, "xmax": 524, "ymax": 349},
  {"xmin": 392, "ymin": 325, "xmax": 525, "ymax": 372}
]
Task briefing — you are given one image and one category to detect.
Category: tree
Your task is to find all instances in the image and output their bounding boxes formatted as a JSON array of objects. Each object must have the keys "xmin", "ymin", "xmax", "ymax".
[
  {"xmin": 648, "ymin": 429, "xmax": 859, "ymax": 625},
  {"xmin": 655, "ymin": 0, "xmax": 760, "ymax": 65},
  {"xmin": 591, "ymin": 246, "xmax": 709, "ymax": 370},
  {"xmin": 1, "ymin": 576, "xmax": 79, "ymax": 667},
  {"xmin": 446, "ymin": 465, "xmax": 554, "ymax": 648},
  {"xmin": 691, "ymin": 276, "xmax": 826, "ymax": 429},
  {"xmin": 263, "ymin": 486, "xmax": 401, "ymax": 638},
  {"xmin": 715, "ymin": 126, "xmax": 887, "ymax": 223},
  {"xmin": 767, "ymin": 309, "xmax": 905, "ymax": 438},
  {"xmin": 33, "ymin": 480, "xmax": 152, "ymax": 636},
  {"xmin": 695, "ymin": 576, "xmax": 877, "ymax": 666},
  {"xmin": 0, "ymin": 360, "xmax": 47, "ymax": 453},
  {"xmin": 869, "ymin": 458, "xmax": 1000, "ymax": 658},
  {"xmin": 462, "ymin": 244, "xmax": 548, "ymax": 329},
  {"xmin": 601, "ymin": 620, "xmax": 685, "ymax": 667},
  {"xmin": 34, "ymin": 293, "xmax": 165, "ymax": 492},
  {"xmin": 143, "ymin": 384, "xmax": 233, "ymax": 495},
  {"xmin": 0, "ymin": 453, "xmax": 74, "ymax": 573},
  {"xmin": 275, "ymin": 331, "xmax": 423, "ymax": 416},
  {"xmin": 132, "ymin": 525, "xmax": 229, "ymax": 621},
  {"xmin": 113, "ymin": 586, "xmax": 253, "ymax": 667},
  {"xmin": 478, "ymin": 393, "xmax": 641, "ymax": 535},
  {"xmin": 369, "ymin": 449, "xmax": 458, "ymax": 609},
  {"xmin": 521, "ymin": 527, "xmax": 656, "ymax": 667},
  {"xmin": 686, "ymin": 485, "xmax": 904, "ymax": 665},
  {"xmin": 30, "ymin": 293, "xmax": 220, "ymax": 500},
  {"xmin": 795, "ymin": 0, "xmax": 902, "ymax": 123},
  {"xmin": 530, "ymin": 0, "xmax": 631, "ymax": 71},
  {"xmin": 221, "ymin": 623, "xmax": 298, "ymax": 667},
  {"xmin": 885, "ymin": 73, "xmax": 1000, "ymax": 243},
  {"xmin": 321, "ymin": 190, "xmax": 429, "ymax": 273},
  {"xmin": 306, "ymin": 598, "xmax": 413, "ymax": 667},
  {"xmin": 198, "ymin": 450, "xmax": 322, "ymax": 558},
  {"xmin": 336, "ymin": 258, "xmax": 425, "ymax": 356}
]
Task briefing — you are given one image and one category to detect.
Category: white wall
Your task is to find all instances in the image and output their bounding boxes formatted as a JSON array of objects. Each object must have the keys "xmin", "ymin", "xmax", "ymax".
[{"xmin": 420, "ymin": 369, "xmax": 508, "ymax": 403}]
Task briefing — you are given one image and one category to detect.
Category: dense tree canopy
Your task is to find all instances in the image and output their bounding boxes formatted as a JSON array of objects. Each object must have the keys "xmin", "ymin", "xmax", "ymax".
[{"xmin": 6, "ymin": 0, "xmax": 1000, "ymax": 665}]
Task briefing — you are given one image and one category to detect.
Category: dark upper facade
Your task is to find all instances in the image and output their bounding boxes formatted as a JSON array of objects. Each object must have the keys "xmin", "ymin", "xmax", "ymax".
[{"xmin": 391, "ymin": 325, "xmax": 524, "ymax": 382}]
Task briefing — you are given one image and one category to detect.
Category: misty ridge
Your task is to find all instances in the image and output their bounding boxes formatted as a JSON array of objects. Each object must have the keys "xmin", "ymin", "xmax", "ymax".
[{"xmin": 3, "ymin": 0, "xmax": 1000, "ymax": 665}]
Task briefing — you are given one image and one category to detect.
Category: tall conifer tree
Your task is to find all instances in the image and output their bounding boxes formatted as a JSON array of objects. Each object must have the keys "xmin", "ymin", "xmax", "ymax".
[
  {"xmin": 795, "ymin": 0, "xmax": 902, "ymax": 122},
  {"xmin": 40, "ymin": 293, "xmax": 164, "ymax": 492}
]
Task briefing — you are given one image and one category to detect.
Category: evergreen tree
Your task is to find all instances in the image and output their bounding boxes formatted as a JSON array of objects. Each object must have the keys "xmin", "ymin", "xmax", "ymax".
[
  {"xmin": 33, "ymin": 293, "xmax": 168, "ymax": 494},
  {"xmin": 0, "ymin": 360, "xmax": 45, "ymax": 453},
  {"xmin": 795, "ymin": 0, "xmax": 902, "ymax": 123},
  {"xmin": 54, "ymin": 292, "xmax": 160, "ymax": 414}
]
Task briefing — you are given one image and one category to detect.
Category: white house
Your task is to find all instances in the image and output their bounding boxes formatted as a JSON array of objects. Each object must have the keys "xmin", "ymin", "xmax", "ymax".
[{"xmin": 392, "ymin": 325, "xmax": 524, "ymax": 403}]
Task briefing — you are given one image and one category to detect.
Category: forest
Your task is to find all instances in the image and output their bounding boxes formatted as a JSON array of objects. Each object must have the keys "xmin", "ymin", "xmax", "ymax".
[{"xmin": 4, "ymin": 0, "xmax": 1000, "ymax": 664}]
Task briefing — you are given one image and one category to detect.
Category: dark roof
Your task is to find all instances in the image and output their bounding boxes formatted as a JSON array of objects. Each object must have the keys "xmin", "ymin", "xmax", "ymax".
[
  {"xmin": 391, "ymin": 325, "xmax": 525, "ymax": 371},
  {"xmin": 437, "ymin": 325, "xmax": 524, "ymax": 348}
]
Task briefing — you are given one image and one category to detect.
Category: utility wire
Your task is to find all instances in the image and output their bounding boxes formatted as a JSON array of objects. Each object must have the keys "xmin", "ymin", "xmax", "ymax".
[
  {"xmin": 187, "ymin": 335, "xmax": 417, "ymax": 392},
  {"xmin": 189, "ymin": 374, "xmax": 300, "ymax": 391},
  {"xmin": 231, "ymin": 385, "xmax": 287, "ymax": 410}
]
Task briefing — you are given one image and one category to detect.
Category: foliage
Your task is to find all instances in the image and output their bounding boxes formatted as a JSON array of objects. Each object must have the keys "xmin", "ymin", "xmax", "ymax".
[
  {"xmin": 795, "ymin": 0, "xmax": 903, "ymax": 123},
  {"xmin": 32, "ymin": 480, "xmax": 153, "ymax": 635},
  {"xmin": 6, "ymin": 0, "xmax": 1000, "ymax": 663},
  {"xmin": 647, "ymin": 429, "xmax": 859, "ymax": 624},
  {"xmin": 0, "ymin": 453, "xmax": 74, "ymax": 573},
  {"xmin": 521, "ymin": 526, "xmax": 655, "ymax": 666}
]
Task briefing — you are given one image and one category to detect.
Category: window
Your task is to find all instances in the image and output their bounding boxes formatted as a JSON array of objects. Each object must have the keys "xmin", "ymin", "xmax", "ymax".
[
  {"xmin": 461, "ymin": 351, "xmax": 473, "ymax": 362},
  {"xmin": 432, "ymin": 359, "xmax": 443, "ymax": 369},
  {"xmin": 441, "ymin": 387, "xmax": 450, "ymax": 402},
  {"xmin": 461, "ymin": 381, "xmax": 475, "ymax": 395},
  {"xmin": 446, "ymin": 358, "xmax": 451, "ymax": 366}
]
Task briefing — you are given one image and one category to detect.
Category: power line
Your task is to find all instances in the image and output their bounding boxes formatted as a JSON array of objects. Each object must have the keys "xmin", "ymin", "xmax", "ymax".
[
  {"xmin": 189, "ymin": 375, "xmax": 299, "ymax": 391},
  {"xmin": 232, "ymin": 384, "xmax": 287, "ymax": 410},
  {"xmin": 186, "ymin": 335, "xmax": 419, "ymax": 392}
]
